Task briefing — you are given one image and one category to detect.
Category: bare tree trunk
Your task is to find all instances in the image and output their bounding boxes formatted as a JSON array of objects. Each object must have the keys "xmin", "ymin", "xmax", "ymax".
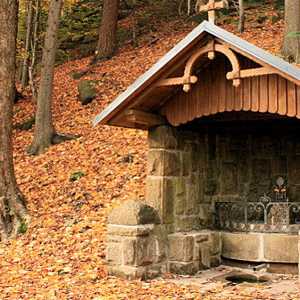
[
  {"xmin": 238, "ymin": 0, "xmax": 245, "ymax": 33},
  {"xmin": 21, "ymin": 0, "xmax": 34, "ymax": 90},
  {"xmin": 29, "ymin": 0, "xmax": 41, "ymax": 102},
  {"xmin": 93, "ymin": 0, "xmax": 119, "ymax": 62},
  {"xmin": 28, "ymin": 0, "xmax": 63, "ymax": 155},
  {"xmin": 0, "ymin": 0, "xmax": 28, "ymax": 240},
  {"xmin": 282, "ymin": 0, "xmax": 300, "ymax": 63}
]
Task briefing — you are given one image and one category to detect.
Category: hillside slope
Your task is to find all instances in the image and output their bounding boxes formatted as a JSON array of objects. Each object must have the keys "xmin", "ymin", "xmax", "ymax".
[{"xmin": 1, "ymin": 7, "xmax": 299, "ymax": 299}]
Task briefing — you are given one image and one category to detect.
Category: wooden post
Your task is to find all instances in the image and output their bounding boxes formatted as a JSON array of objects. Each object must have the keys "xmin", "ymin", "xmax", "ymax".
[{"xmin": 199, "ymin": 0, "xmax": 226, "ymax": 24}]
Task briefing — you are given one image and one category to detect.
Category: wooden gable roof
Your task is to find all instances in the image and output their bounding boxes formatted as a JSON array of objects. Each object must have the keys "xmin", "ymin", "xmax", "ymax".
[{"xmin": 93, "ymin": 21, "xmax": 300, "ymax": 129}]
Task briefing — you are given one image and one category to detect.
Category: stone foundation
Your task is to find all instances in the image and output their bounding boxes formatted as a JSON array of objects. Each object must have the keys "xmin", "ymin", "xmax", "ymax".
[
  {"xmin": 106, "ymin": 124, "xmax": 300, "ymax": 279},
  {"xmin": 168, "ymin": 231, "xmax": 221, "ymax": 275},
  {"xmin": 106, "ymin": 200, "xmax": 222, "ymax": 279}
]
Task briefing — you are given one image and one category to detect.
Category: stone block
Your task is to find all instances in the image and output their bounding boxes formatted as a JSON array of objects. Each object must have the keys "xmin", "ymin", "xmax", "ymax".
[
  {"xmin": 147, "ymin": 150, "xmax": 164, "ymax": 176},
  {"xmin": 222, "ymin": 232, "xmax": 261, "ymax": 261},
  {"xmin": 107, "ymin": 224, "xmax": 154, "ymax": 237},
  {"xmin": 108, "ymin": 265, "xmax": 147, "ymax": 280},
  {"xmin": 107, "ymin": 242, "xmax": 123, "ymax": 265},
  {"xmin": 146, "ymin": 177, "xmax": 175, "ymax": 224},
  {"xmin": 186, "ymin": 174, "xmax": 199, "ymax": 215},
  {"xmin": 168, "ymin": 233, "xmax": 194, "ymax": 262},
  {"xmin": 263, "ymin": 234, "xmax": 298, "ymax": 263},
  {"xmin": 182, "ymin": 151, "xmax": 192, "ymax": 176},
  {"xmin": 148, "ymin": 125, "xmax": 178, "ymax": 149},
  {"xmin": 152, "ymin": 225, "xmax": 168, "ymax": 263},
  {"xmin": 174, "ymin": 177, "xmax": 186, "ymax": 215},
  {"xmin": 123, "ymin": 238, "xmax": 136, "ymax": 266},
  {"xmin": 168, "ymin": 261, "xmax": 198, "ymax": 275},
  {"xmin": 175, "ymin": 216, "xmax": 201, "ymax": 232},
  {"xmin": 210, "ymin": 255, "xmax": 221, "ymax": 267},
  {"xmin": 146, "ymin": 176, "xmax": 163, "ymax": 215},
  {"xmin": 204, "ymin": 179, "xmax": 218, "ymax": 196},
  {"xmin": 162, "ymin": 178, "xmax": 175, "ymax": 224},
  {"xmin": 199, "ymin": 204, "xmax": 213, "ymax": 228},
  {"xmin": 108, "ymin": 200, "xmax": 160, "ymax": 225},
  {"xmin": 220, "ymin": 162, "xmax": 238, "ymax": 195},
  {"xmin": 147, "ymin": 150, "xmax": 181, "ymax": 176},
  {"xmin": 209, "ymin": 231, "xmax": 222, "ymax": 256},
  {"xmin": 193, "ymin": 232, "xmax": 209, "ymax": 261},
  {"xmin": 252, "ymin": 159, "xmax": 271, "ymax": 184},
  {"xmin": 200, "ymin": 242, "xmax": 211, "ymax": 269},
  {"xmin": 135, "ymin": 236, "xmax": 152, "ymax": 266}
]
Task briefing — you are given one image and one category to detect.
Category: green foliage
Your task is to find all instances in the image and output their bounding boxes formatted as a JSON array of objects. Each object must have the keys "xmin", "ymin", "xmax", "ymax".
[
  {"xmin": 18, "ymin": 221, "xmax": 28, "ymax": 234},
  {"xmin": 70, "ymin": 171, "xmax": 85, "ymax": 182},
  {"xmin": 287, "ymin": 32, "xmax": 300, "ymax": 38}
]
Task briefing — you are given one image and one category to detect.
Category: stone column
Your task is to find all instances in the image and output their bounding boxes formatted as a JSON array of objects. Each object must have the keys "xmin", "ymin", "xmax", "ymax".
[
  {"xmin": 106, "ymin": 200, "xmax": 168, "ymax": 280},
  {"xmin": 146, "ymin": 125, "xmax": 181, "ymax": 230}
]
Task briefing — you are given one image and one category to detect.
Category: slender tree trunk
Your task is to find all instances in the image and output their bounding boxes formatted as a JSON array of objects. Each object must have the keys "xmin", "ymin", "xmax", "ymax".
[
  {"xmin": 238, "ymin": 0, "xmax": 245, "ymax": 33},
  {"xmin": 282, "ymin": 0, "xmax": 300, "ymax": 63},
  {"xmin": 29, "ymin": 0, "xmax": 41, "ymax": 102},
  {"xmin": 21, "ymin": 0, "xmax": 34, "ymax": 90},
  {"xmin": 28, "ymin": 0, "xmax": 63, "ymax": 155},
  {"xmin": 0, "ymin": 0, "xmax": 28, "ymax": 240},
  {"xmin": 94, "ymin": 0, "xmax": 119, "ymax": 62}
]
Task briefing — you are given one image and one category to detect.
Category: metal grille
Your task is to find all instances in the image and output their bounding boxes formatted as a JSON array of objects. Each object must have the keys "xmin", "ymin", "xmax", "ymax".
[{"xmin": 214, "ymin": 177, "xmax": 300, "ymax": 233}]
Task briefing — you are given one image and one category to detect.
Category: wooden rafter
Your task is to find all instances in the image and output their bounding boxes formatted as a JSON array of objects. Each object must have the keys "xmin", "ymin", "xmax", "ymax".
[
  {"xmin": 156, "ymin": 40, "xmax": 280, "ymax": 93},
  {"xmin": 124, "ymin": 109, "xmax": 166, "ymax": 127}
]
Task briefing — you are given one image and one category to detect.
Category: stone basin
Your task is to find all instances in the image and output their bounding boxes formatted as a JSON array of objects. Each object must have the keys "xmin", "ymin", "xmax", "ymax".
[{"xmin": 221, "ymin": 231, "xmax": 299, "ymax": 263}]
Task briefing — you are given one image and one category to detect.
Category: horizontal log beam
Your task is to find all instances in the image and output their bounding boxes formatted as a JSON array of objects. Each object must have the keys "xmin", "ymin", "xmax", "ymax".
[
  {"xmin": 155, "ymin": 76, "xmax": 198, "ymax": 87},
  {"xmin": 125, "ymin": 109, "xmax": 166, "ymax": 127},
  {"xmin": 226, "ymin": 67, "xmax": 277, "ymax": 80}
]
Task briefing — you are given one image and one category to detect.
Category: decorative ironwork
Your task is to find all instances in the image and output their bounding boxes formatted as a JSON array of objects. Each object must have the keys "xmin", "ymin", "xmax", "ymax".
[{"xmin": 214, "ymin": 177, "xmax": 300, "ymax": 233}]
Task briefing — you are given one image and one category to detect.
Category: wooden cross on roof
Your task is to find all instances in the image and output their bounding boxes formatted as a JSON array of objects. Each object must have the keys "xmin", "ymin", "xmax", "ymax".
[{"xmin": 198, "ymin": 0, "xmax": 227, "ymax": 24}]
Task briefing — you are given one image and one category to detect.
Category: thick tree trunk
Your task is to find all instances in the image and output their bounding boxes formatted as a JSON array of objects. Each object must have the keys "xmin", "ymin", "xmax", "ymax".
[
  {"xmin": 21, "ymin": 0, "xmax": 34, "ymax": 90},
  {"xmin": 28, "ymin": 0, "xmax": 63, "ymax": 155},
  {"xmin": 282, "ymin": 0, "xmax": 300, "ymax": 63},
  {"xmin": 0, "ymin": 0, "xmax": 28, "ymax": 240},
  {"xmin": 94, "ymin": 0, "xmax": 119, "ymax": 62}
]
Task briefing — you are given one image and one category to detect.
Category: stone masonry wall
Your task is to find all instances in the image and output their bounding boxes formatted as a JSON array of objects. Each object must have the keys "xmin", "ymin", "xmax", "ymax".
[
  {"xmin": 146, "ymin": 123, "xmax": 300, "ymax": 234},
  {"xmin": 146, "ymin": 126, "xmax": 213, "ymax": 234}
]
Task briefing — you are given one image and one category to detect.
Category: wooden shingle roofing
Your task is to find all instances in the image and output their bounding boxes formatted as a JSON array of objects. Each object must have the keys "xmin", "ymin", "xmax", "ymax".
[{"xmin": 93, "ymin": 21, "xmax": 300, "ymax": 128}]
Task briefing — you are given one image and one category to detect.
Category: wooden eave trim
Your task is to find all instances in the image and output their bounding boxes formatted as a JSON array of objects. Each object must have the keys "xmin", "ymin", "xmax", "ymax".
[
  {"xmin": 97, "ymin": 34, "xmax": 210, "ymax": 126},
  {"xmin": 124, "ymin": 109, "xmax": 166, "ymax": 127},
  {"xmin": 215, "ymin": 38, "xmax": 300, "ymax": 86}
]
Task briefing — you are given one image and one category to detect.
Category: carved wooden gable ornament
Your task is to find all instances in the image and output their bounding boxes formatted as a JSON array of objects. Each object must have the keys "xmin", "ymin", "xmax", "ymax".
[{"xmin": 93, "ymin": 21, "xmax": 300, "ymax": 129}]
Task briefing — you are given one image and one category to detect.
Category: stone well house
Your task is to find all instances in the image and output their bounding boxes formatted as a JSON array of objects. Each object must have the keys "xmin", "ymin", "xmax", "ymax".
[{"xmin": 94, "ymin": 21, "xmax": 300, "ymax": 279}]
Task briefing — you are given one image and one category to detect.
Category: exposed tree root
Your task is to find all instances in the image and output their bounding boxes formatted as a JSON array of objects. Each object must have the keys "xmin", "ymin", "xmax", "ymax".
[
  {"xmin": 0, "ymin": 193, "xmax": 29, "ymax": 241},
  {"xmin": 27, "ymin": 132, "xmax": 80, "ymax": 155}
]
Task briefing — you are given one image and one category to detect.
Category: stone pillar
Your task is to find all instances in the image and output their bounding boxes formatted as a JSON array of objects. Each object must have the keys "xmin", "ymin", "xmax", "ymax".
[
  {"xmin": 146, "ymin": 125, "xmax": 181, "ymax": 230},
  {"xmin": 106, "ymin": 200, "xmax": 167, "ymax": 280}
]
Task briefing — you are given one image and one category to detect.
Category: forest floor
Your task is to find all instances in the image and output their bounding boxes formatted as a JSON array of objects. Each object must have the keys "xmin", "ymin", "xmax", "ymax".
[{"xmin": 1, "ymin": 4, "xmax": 300, "ymax": 300}]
